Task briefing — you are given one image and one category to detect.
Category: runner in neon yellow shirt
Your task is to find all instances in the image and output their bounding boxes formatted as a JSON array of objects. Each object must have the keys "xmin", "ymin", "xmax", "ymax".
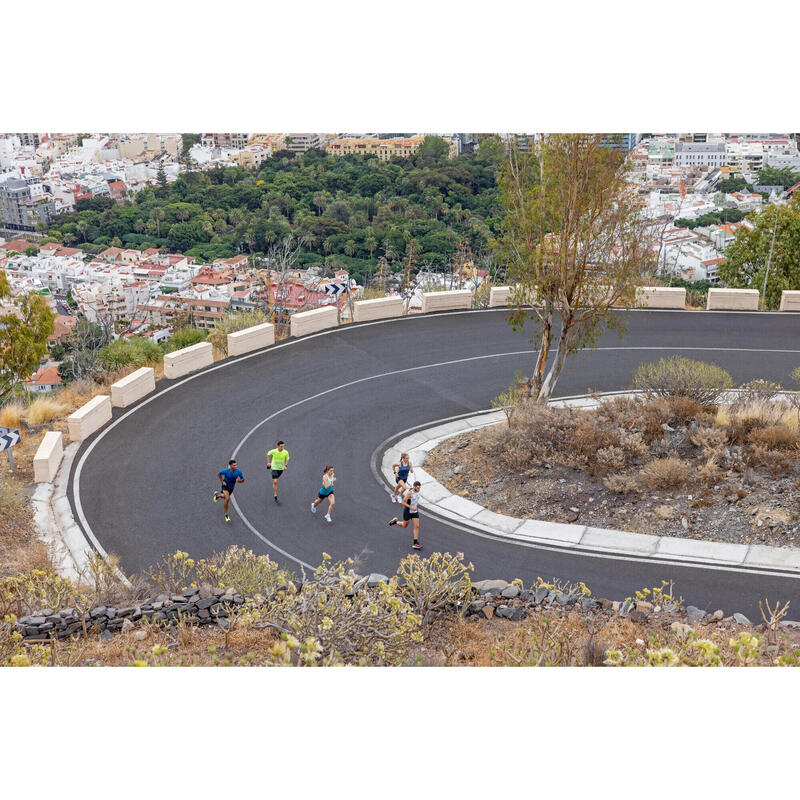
[{"xmin": 266, "ymin": 440, "xmax": 290, "ymax": 504}]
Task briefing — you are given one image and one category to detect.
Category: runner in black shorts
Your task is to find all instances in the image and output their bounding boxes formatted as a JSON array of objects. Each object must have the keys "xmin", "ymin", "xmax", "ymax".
[
  {"xmin": 388, "ymin": 480, "xmax": 422, "ymax": 549},
  {"xmin": 266, "ymin": 441, "xmax": 290, "ymax": 503},
  {"xmin": 213, "ymin": 459, "xmax": 244, "ymax": 523}
]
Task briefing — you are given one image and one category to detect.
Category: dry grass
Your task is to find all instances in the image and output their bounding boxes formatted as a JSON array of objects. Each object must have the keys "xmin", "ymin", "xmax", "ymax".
[
  {"xmin": 0, "ymin": 403, "xmax": 24, "ymax": 429},
  {"xmin": 749, "ymin": 425, "xmax": 800, "ymax": 450},
  {"xmin": 0, "ymin": 471, "xmax": 50, "ymax": 578},
  {"xmin": 638, "ymin": 457, "xmax": 690, "ymax": 490},
  {"xmin": 25, "ymin": 396, "xmax": 69, "ymax": 425}
]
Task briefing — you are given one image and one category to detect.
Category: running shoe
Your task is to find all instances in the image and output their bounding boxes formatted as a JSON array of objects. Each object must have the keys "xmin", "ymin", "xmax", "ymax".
[
  {"xmin": 388, "ymin": 517, "xmax": 398, "ymax": 526},
  {"xmin": 274, "ymin": 496, "xmax": 279, "ymax": 504},
  {"xmin": 390, "ymin": 494, "xmax": 396, "ymax": 503},
  {"xmin": 325, "ymin": 514, "xmax": 332, "ymax": 523},
  {"xmin": 412, "ymin": 542, "xmax": 422, "ymax": 550},
  {"xmin": 310, "ymin": 503, "xmax": 316, "ymax": 514},
  {"xmin": 225, "ymin": 515, "xmax": 231, "ymax": 523},
  {"xmin": 213, "ymin": 493, "xmax": 218, "ymax": 503}
]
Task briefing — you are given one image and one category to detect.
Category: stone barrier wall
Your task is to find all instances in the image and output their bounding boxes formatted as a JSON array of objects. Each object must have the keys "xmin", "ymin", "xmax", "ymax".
[
  {"xmin": 352, "ymin": 296, "xmax": 403, "ymax": 323},
  {"xmin": 227, "ymin": 322, "xmax": 275, "ymax": 356},
  {"xmin": 489, "ymin": 287, "xmax": 512, "ymax": 307},
  {"xmin": 636, "ymin": 287, "xmax": 686, "ymax": 309},
  {"xmin": 421, "ymin": 289, "xmax": 473, "ymax": 313},
  {"xmin": 110, "ymin": 367, "xmax": 155, "ymax": 408},
  {"xmin": 164, "ymin": 342, "xmax": 214, "ymax": 379},
  {"xmin": 290, "ymin": 306, "xmax": 338, "ymax": 337},
  {"xmin": 67, "ymin": 395, "xmax": 112, "ymax": 442},
  {"xmin": 33, "ymin": 431, "xmax": 63, "ymax": 483},
  {"xmin": 780, "ymin": 291, "xmax": 800, "ymax": 312},
  {"xmin": 706, "ymin": 288, "xmax": 760, "ymax": 311}
]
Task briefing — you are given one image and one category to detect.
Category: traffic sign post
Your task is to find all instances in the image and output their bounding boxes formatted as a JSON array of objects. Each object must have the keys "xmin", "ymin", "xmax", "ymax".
[
  {"xmin": 324, "ymin": 282, "xmax": 349, "ymax": 297},
  {"xmin": 0, "ymin": 426, "xmax": 21, "ymax": 472}
]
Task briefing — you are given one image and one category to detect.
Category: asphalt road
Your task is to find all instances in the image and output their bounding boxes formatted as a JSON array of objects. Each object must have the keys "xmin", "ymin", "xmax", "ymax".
[{"xmin": 71, "ymin": 309, "xmax": 800, "ymax": 617}]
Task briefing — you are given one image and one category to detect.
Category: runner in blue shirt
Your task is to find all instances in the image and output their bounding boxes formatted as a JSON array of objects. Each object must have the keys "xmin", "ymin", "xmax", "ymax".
[{"xmin": 213, "ymin": 459, "xmax": 244, "ymax": 523}]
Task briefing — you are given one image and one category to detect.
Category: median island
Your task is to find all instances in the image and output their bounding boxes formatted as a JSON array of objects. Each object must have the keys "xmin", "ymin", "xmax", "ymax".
[{"xmin": 425, "ymin": 358, "xmax": 800, "ymax": 548}]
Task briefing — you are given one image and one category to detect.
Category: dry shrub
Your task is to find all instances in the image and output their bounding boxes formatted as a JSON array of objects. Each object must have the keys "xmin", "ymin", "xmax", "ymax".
[
  {"xmin": 697, "ymin": 457, "xmax": 722, "ymax": 485},
  {"xmin": 690, "ymin": 425, "xmax": 728, "ymax": 454},
  {"xmin": 602, "ymin": 473, "xmax": 639, "ymax": 494},
  {"xmin": 665, "ymin": 395, "xmax": 707, "ymax": 422},
  {"xmin": 632, "ymin": 356, "xmax": 733, "ymax": 405},
  {"xmin": 595, "ymin": 446, "xmax": 626, "ymax": 475},
  {"xmin": 749, "ymin": 425, "xmax": 800, "ymax": 450},
  {"xmin": 25, "ymin": 396, "xmax": 69, "ymax": 425},
  {"xmin": 618, "ymin": 431, "xmax": 648, "ymax": 459},
  {"xmin": 638, "ymin": 457, "xmax": 690, "ymax": 490},
  {"xmin": 53, "ymin": 379, "xmax": 107, "ymax": 413},
  {"xmin": 0, "ymin": 403, "xmax": 24, "ymax": 429},
  {"xmin": 746, "ymin": 444, "xmax": 792, "ymax": 477}
]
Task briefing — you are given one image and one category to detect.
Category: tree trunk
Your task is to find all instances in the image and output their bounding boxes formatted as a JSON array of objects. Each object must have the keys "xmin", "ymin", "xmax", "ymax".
[
  {"xmin": 530, "ymin": 310, "xmax": 553, "ymax": 399},
  {"xmin": 537, "ymin": 324, "xmax": 570, "ymax": 403}
]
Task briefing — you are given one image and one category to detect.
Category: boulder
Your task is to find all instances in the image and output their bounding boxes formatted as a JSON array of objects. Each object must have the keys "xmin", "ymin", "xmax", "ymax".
[
  {"xmin": 501, "ymin": 586, "xmax": 520, "ymax": 599},
  {"xmin": 473, "ymin": 579, "xmax": 509, "ymax": 595},
  {"xmin": 686, "ymin": 606, "xmax": 706, "ymax": 623},
  {"xmin": 733, "ymin": 613, "xmax": 752, "ymax": 626},
  {"xmin": 367, "ymin": 573, "xmax": 389, "ymax": 588}
]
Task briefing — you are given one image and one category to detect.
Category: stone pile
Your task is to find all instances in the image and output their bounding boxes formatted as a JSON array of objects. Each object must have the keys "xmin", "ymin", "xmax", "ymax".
[{"xmin": 8, "ymin": 583, "xmax": 246, "ymax": 641}]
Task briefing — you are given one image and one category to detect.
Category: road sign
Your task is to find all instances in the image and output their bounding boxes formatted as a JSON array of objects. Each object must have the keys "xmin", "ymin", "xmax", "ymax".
[
  {"xmin": 0, "ymin": 425, "xmax": 20, "ymax": 471},
  {"xmin": 324, "ymin": 282, "xmax": 349, "ymax": 297}
]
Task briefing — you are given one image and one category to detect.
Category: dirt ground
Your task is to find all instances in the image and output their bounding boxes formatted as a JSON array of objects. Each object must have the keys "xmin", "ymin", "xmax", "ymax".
[{"xmin": 425, "ymin": 428, "xmax": 800, "ymax": 547}]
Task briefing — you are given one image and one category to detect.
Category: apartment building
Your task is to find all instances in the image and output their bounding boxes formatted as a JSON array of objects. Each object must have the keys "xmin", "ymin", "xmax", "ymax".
[
  {"xmin": 326, "ymin": 135, "xmax": 457, "ymax": 161},
  {"xmin": 137, "ymin": 293, "xmax": 230, "ymax": 329},
  {"xmin": 284, "ymin": 134, "xmax": 324, "ymax": 154},
  {"xmin": 201, "ymin": 133, "xmax": 250, "ymax": 149},
  {"xmin": 0, "ymin": 178, "xmax": 56, "ymax": 231},
  {"xmin": 674, "ymin": 141, "xmax": 726, "ymax": 168}
]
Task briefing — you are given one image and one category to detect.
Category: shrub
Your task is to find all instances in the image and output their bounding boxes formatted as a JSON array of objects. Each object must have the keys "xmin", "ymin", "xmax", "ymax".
[
  {"xmin": 749, "ymin": 424, "xmax": 799, "ymax": 450},
  {"xmin": 736, "ymin": 379, "xmax": 783, "ymax": 406},
  {"xmin": 595, "ymin": 446, "xmax": 627, "ymax": 474},
  {"xmin": 638, "ymin": 457, "xmax": 690, "ymax": 490},
  {"xmin": 195, "ymin": 546, "xmax": 295, "ymax": 595},
  {"xmin": 632, "ymin": 356, "xmax": 733, "ymax": 405},
  {"xmin": 690, "ymin": 425, "xmax": 728, "ymax": 454},
  {"xmin": 396, "ymin": 551, "xmax": 474, "ymax": 623},
  {"xmin": 0, "ymin": 402, "xmax": 24, "ymax": 429},
  {"xmin": 618, "ymin": 431, "xmax": 648, "ymax": 460},
  {"xmin": 206, "ymin": 310, "xmax": 273, "ymax": 356},
  {"xmin": 162, "ymin": 326, "xmax": 208, "ymax": 353},
  {"xmin": 665, "ymin": 395, "xmax": 707, "ymax": 422},
  {"xmin": 98, "ymin": 337, "xmax": 162, "ymax": 370},
  {"xmin": 492, "ymin": 371, "xmax": 528, "ymax": 421},
  {"xmin": 25, "ymin": 396, "xmax": 69, "ymax": 425},
  {"xmin": 602, "ymin": 473, "xmax": 639, "ymax": 494}
]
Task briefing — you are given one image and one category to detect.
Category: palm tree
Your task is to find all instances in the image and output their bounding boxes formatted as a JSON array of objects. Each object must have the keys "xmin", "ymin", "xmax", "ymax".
[
  {"xmin": 344, "ymin": 240, "xmax": 356, "ymax": 257},
  {"xmin": 150, "ymin": 208, "xmax": 165, "ymax": 237},
  {"xmin": 76, "ymin": 219, "xmax": 89, "ymax": 243},
  {"xmin": 365, "ymin": 235, "xmax": 378, "ymax": 258}
]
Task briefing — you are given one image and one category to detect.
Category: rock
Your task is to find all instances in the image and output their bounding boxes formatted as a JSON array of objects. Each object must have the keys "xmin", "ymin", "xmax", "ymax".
[
  {"xmin": 681, "ymin": 517, "xmax": 688, "ymax": 530},
  {"xmin": 212, "ymin": 587, "xmax": 226, "ymax": 597},
  {"xmin": 59, "ymin": 608, "xmax": 76, "ymax": 618},
  {"xmin": 151, "ymin": 602, "xmax": 164, "ymax": 611},
  {"xmin": 154, "ymin": 593, "xmax": 170, "ymax": 603},
  {"xmin": 196, "ymin": 597, "xmax": 216, "ymax": 610},
  {"xmin": 116, "ymin": 607, "xmax": 135, "ymax": 617},
  {"xmin": 580, "ymin": 597, "xmax": 598, "ymax": 612},
  {"xmin": 197, "ymin": 608, "xmax": 210, "ymax": 619},
  {"xmin": 367, "ymin": 573, "xmax": 389, "ymax": 587},
  {"xmin": 635, "ymin": 600, "xmax": 653, "ymax": 611},
  {"xmin": 473, "ymin": 579, "xmax": 509, "ymax": 595},
  {"xmin": 182, "ymin": 589, "xmax": 198, "ymax": 598},
  {"xmin": 468, "ymin": 600, "xmax": 485, "ymax": 614},
  {"xmin": 482, "ymin": 606, "xmax": 495, "ymax": 619},
  {"xmin": 661, "ymin": 423, "xmax": 675, "ymax": 432},
  {"xmin": 101, "ymin": 630, "xmax": 113, "ymax": 641},
  {"xmin": 712, "ymin": 609, "xmax": 724, "ymax": 621},
  {"xmin": 733, "ymin": 613, "xmax": 751, "ymax": 626},
  {"xmin": 38, "ymin": 622, "xmax": 54, "ymax": 632},
  {"xmin": 105, "ymin": 608, "xmax": 117, "ymax": 619},
  {"xmin": 121, "ymin": 618, "xmax": 134, "ymax": 634},
  {"xmin": 566, "ymin": 511, "xmax": 580, "ymax": 523},
  {"xmin": 620, "ymin": 599, "xmax": 634, "ymax": 615},
  {"xmin": 198, "ymin": 582, "xmax": 214, "ymax": 599},
  {"xmin": 453, "ymin": 465, "xmax": 462, "ymax": 475},
  {"xmin": 39, "ymin": 608, "xmax": 54, "ymax": 617},
  {"xmin": 501, "ymin": 586, "xmax": 520, "ymax": 599},
  {"xmin": 220, "ymin": 594, "xmax": 235, "ymax": 604},
  {"xmin": 663, "ymin": 602, "xmax": 677, "ymax": 613},
  {"xmin": 686, "ymin": 606, "xmax": 706, "ymax": 623},
  {"xmin": 133, "ymin": 630, "xmax": 147, "ymax": 641},
  {"xmin": 533, "ymin": 587, "xmax": 549, "ymax": 604},
  {"xmin": 353, "ymin": 577, "xmax": 368, "ymax": 592},
  {"xmin": 89, "ymin": 606, "xmax": 107, "ymax": 618},
  {"xmin": 505, "ymin": 608, "xmax": 526, "ymax": 621},
  {"xmin": 597, "ymin": 598, "xmax": 613, "ymax": 611},
  {"xmin": 611, "ymin": 601, "xmax": 620, "ymax": 612},
  {"xmin": 25, "ymin": 616, "xmax": 46, "ymax": 626},
  {"xmin": 569, "ymin": 507, "xmax": 579, "ymax": 513},
  {"xmin": 233, "ymin": 595, "xmax": 244, "ymax": 605},
  {"xmin": 671, "ymin": 621, "xmax": 693, "ymax": 639},
  {"xmin": 629, "ymin": 610, "xmax": 649, "ymax": 624}
]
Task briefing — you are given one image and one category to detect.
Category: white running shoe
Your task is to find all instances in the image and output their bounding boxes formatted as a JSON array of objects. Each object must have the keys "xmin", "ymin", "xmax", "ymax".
[
  {"xmin": 311, "ymin": 503, "xmax": 316, "ymax": 513},
  {"xmin": 390, "ymin": 493, "xmax": 396, "ymax": 503},
  {"xmin": 325, "ymin": 513, "xmax": 332, "ymax": 523}
]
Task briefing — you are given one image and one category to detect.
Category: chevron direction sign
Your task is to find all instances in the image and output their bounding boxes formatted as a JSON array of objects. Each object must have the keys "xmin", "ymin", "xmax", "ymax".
[
  {"xmin": 0, "ymin": 426, "xmax": 20, "ymax": 452},
  {"xmin": 323, "ymin": 282, "xmax": 349, "ymax": 297}
]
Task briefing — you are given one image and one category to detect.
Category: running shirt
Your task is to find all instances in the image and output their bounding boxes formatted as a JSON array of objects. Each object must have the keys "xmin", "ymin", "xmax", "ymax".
[
  {"xmin": 320, "ymin": 475, "xmax": 334, "ymax": 496},
  {"xmin": 267, "ymin": 448, "xmax": 290, "ymax": 470},
  {"xmin": 219, "ymin": 467, "xmax": 243, "ymax": 489},
  {"xmin": 409, "ymin": 489, "xmax": 420, "ymax": 511},
  {"xmin": 397, "ymin": 461, "xmax": 411, "ymax": 481}
]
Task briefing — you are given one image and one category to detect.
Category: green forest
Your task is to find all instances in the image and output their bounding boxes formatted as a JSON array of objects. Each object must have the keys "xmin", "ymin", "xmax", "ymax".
[{"xmin": 42, "ymin": 136, "xmax": 506, "ymax": 284}]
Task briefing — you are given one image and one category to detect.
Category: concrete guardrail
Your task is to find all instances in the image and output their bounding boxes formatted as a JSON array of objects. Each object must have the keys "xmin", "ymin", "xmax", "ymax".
[
  {"xmin": 421, "ymin": 289, "xmax": 473, "ymax": 313},
  {"xmin": 352, "ymin": 296, "xmax": 403, "ymax": 323},
  {"xmin": 489, "ymin": 287, "xmax": 512, "ymax": 307},
  {"xmin": 68, "ymin": 395, "xmax": 112, "ymax": 442},
  {"xmin": 636, "ymin": 286, "xmax": 686, "ymax": 309},
  {"xmin": 110, "ymin": 367, "xmax": 155, "ymax": 408},
  {"xmin": 227, "ymin": 322, "xmax": 275, "ymax": 356},
  {"xmin": 290, "ymin": 306, "xmax": 338, "ymax": 337},
  {"xmin": 164, "ymin": 341, "xmax": 214, "ymax": 379},
  {"xmin": 780, "ymin": 291, "xmax": 800, "ymax": 312},
  {"xmin": 706, "ymin": 288, "xmax": 760, "ymax": 311},
  {"xmin": 33, "ymin": 431, "xmax": 64, "ymax": 483}
]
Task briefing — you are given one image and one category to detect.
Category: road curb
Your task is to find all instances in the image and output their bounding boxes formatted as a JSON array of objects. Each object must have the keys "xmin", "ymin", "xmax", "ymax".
[{"xmin": 381, "ymin": 396, "xmax": 800, "ymax": 574}]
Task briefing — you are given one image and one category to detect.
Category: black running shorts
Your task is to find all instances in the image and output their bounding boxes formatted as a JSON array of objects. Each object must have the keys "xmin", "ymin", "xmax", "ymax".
[
  {"xmin": 403, "ymin": 508, "xmax": 419, "ymax": 521},
  {"xmin": 271, "ymin": 470, "xmax": 284, "ymax": 480}
]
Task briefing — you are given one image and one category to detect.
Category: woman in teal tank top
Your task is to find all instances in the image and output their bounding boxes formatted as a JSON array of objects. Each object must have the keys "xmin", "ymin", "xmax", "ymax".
[{"xmin": 310, "ymin": 465, "xmax": 336, "ymax": 522}]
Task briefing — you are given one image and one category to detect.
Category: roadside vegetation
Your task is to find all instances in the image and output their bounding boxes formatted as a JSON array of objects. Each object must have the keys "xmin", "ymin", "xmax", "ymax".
[
  {"xmin": 2, "ymin": 546, "xmax": 798, "ymax": 667},
  {"xmin": 428, "ymin": 358, "xmax": 800, "ymax": 547}
]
